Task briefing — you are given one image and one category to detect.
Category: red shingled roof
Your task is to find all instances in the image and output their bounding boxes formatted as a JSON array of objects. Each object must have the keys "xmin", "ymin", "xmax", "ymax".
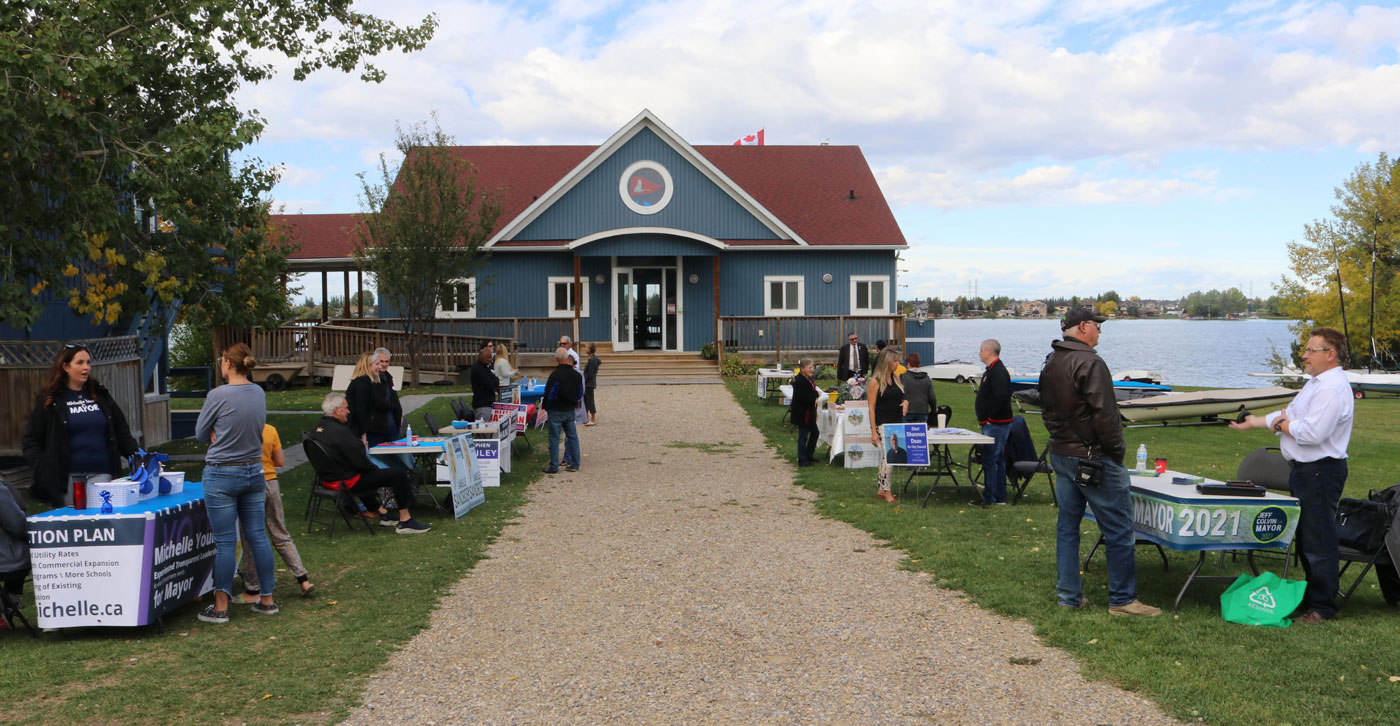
[{"xmin": 282, "ymin": 144, "xmax": 904, "ymax": 260}]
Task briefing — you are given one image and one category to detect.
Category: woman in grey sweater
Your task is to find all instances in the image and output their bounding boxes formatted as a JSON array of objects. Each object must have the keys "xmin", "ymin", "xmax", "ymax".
[{"xmin": 194, "ymin": 343, "xmax": 278, "ymax": 624}]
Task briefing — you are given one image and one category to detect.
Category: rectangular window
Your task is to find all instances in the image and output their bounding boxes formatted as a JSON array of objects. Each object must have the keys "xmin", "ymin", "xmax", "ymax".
[
  {"xmin": 436, "ymin": 278, "xmax": 476, "ymax": 318},
  {"xmin": 763, "ymin": 275, "xmax": 804, "ymax": 316},
  {"xmin": 547, "ymin": 276, "xmax": 590, "ymax": 318},
  {"xmin": 850, "ymin": 275, "xmax": 890, "ymax": 315}
]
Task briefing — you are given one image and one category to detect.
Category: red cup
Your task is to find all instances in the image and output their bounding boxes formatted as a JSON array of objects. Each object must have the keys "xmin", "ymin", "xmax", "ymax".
[{"xmin": 1154, "ymin": 457, "xmax": 1167, "ymax": 474}]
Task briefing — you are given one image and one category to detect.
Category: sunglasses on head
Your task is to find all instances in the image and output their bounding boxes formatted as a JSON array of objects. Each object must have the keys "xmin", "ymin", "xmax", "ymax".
[{"xmin": 64, "ymin": 343, "xmax": 90, "ymax": 353}]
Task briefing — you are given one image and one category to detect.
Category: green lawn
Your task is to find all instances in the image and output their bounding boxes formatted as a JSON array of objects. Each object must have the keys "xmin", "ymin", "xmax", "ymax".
[
  {"xmin": 729, "ymin": 378, "xmax": 1400, "ymax": 726},
  {"xmin": 2, "ymin": 395, "xmax": 543, "ymax": 725},
  {"xmin": 170, "ymin": 384, "xmax": 477, "ymax": 411}
]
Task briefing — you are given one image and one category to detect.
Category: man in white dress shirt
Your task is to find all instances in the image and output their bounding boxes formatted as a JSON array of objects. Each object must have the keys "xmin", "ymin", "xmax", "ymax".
[{"xmin": 1230, "ymin": 327, "xmax": 1354, "ymax": 623}]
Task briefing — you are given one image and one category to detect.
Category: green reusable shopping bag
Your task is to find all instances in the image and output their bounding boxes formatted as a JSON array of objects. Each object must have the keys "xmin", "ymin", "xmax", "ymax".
[{"xmin": 1220, "ymin": 571, "xmax": 1307, "ymax": 628}]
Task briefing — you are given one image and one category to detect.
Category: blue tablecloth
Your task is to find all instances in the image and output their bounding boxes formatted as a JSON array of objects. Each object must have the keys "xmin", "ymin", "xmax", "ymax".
[
  {"xmin": 518, "ymin": 383, "xmax": 545, "ymax": 405},
  {"xmin": 30, "ymin": 483, "xmax": 205, "ymax": 519}
]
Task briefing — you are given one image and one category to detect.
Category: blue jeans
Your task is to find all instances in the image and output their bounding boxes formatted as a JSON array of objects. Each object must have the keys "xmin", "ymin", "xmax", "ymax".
[
  {"xmin": 547, "ymin": 409, "xmax": 580, "ymax": 470},
  {"xmin": 980, "ymin": 421, "xmax": 1012, "ymax": 503},
  {"xmin": 1290, "ymin": 458, "xmax": 1347, "ymax": 618},
  {"xmin": 903, "ymin": 413, "xmax": 929, "ymax": 424},
  {"xmin": 203, "ymin": 462, "xmax": 276, "ymax": 598},
  {"xmin": 1050, "ymin": 453, "xmax": 1137, "ymax": 607}
]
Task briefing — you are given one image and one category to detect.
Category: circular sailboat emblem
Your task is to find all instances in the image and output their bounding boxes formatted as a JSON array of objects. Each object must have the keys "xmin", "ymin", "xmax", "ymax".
[{"xmin": 619, "ymin": 160, "xmax": 674, "ymax": 214}]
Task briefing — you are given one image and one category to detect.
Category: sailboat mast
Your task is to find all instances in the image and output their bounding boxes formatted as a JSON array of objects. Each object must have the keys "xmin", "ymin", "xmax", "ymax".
[{"xmin": 1328, "ymin": 232, "xmax": 1351, "ymax": 353}]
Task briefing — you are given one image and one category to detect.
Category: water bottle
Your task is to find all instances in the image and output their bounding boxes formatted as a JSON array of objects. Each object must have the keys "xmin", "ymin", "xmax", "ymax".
[
  {"xmin": 406, "ymin": 423, "xmax": 415, "ymax": 443},
  {"xmin": 1136, "ymin": 444, "xmax": 1148, "ymax": 471}
]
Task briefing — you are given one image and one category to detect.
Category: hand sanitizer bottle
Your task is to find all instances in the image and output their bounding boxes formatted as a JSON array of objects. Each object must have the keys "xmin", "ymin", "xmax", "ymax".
[
  {"xmin": 406, "ymin": 424, "xmax": 414, "ymax": 443},
  {"xmin": 1136, "ymin": 443, "xmax": 1148, "ymax": 471}
]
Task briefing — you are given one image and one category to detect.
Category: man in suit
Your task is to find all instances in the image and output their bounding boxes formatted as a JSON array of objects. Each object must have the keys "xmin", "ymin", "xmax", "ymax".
[
  {"xmin": 886, "ymin": 433, "xmax": 908, "ymax": 464},
  {"xmin": 838, "ymin": 332, "xmax": 870, "ymax": 381}
]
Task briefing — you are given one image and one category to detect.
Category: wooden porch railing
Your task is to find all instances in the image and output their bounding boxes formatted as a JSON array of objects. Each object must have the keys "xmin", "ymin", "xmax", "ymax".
[
  {"xmin": 240, "ymin": 322, "xmax": 515, "ymax": 379},
  {"xmin": 717, "ymin": 315, "xmax": 905, "ymax": 367}
]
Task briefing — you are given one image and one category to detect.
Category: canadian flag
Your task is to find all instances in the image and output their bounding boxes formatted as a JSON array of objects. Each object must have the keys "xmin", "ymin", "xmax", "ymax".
[{"xmin": 733, "ymin": 129, "xmax": 765, "ymax": 146}]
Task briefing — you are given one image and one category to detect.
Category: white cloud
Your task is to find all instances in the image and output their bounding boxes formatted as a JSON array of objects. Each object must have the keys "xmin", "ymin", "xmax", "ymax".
[
  {"xmin": 272, "ymin": 164, "xmax": 324, "ymax": 188},
  {"xmin": 876, "ymin": 162, "xmax": 1246, "ymax": 208}
]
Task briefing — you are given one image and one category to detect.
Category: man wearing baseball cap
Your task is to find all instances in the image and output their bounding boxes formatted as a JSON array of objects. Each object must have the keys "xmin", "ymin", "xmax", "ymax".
[{"xmin": 1039, "ymin": 308, "xmax": 1160, "ymax": 616}]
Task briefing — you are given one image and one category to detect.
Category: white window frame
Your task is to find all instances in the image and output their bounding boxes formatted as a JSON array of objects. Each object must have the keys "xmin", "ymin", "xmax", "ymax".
[
  {"xmin": 547, "ymin": 276, "xmax": 590, "ymax": 319},
  {"xmin": 763, "ymin": 275, "xmax": 805, "ymax": 317},
  {"xmin": 850, "ymin": 275, "xmax": 890, "ymax": 315},
  {"xmin": 436, "ymin": 277, "xmax": 477, "ymax": 319}
]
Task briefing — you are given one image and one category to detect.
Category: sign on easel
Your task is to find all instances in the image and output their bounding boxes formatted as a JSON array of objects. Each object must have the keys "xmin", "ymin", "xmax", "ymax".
[{"xmin": 446, "ymin": 435, "xmax": 485, "ymax": 518}]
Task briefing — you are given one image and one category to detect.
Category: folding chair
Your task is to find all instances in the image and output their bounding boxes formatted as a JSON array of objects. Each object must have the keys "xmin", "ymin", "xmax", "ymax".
[
  {"xmin": 301, "ymin": 433, "xmax": 377, "ymax": 540},
  {"xmin": 449, "ymin": 398, "xmax": 470, "ymax": 422},
  {"xmin": 1218, "ymin": 446, "xmax": 1294, "ymax": 574},
  {"xmin": 423, "ymin": 412, "xmax": 443, "ymax": 436},
  {"xmin": 1337, "ymin": 501, "xmax": 1400, "ymax": 611},
  {"xmin": 0, "ymin": 581, "xmax": 37, "ymax": 637},
  {"xmin": 1005, "ymin": 416, "xmax": 1055, "ymax": 505}
]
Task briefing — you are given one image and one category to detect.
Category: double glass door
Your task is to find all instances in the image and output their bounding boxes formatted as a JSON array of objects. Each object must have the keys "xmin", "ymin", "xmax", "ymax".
[{"xmin": 612, "ymin": 267, "xmax": 677, "ymax": 351}]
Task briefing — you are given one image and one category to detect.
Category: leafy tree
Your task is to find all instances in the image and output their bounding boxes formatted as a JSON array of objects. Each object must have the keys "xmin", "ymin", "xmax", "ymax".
[
  {"xmin": 1100, "ymin": 300, "xmax": 1118, "ymax": 317},
  {"xmin": 1, "ymin": 1, "xmax": 436, "ymax": 330},
  {"xmin": 1278, "ymin": 153, "xmax": 1400, "ymax": 367},
  {"xmin": 1099, "ymin": 290, "xmax": 1121, "ymax": 304},
  {"xmin": 356, "ymin": 117, "xmax": 503, "ymax": 386}
]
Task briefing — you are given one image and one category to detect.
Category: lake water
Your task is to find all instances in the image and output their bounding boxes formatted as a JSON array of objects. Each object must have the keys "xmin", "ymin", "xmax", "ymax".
[{"xmin": 925, "ymin": 318, "xmax": 1302, "ymax": 389}]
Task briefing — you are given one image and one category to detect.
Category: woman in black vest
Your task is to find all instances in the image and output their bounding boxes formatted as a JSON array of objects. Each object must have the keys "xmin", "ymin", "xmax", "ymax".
[
  {"xmin": 346, "ymin": 347, "xmax": 404, "ymax": 447},
  {"xmin": 21, "ymin": 344, "xmax": 139, "ymax": 508}
]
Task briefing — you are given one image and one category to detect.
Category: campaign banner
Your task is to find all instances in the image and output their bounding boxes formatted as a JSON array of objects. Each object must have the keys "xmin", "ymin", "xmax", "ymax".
[
  {"xmin": 28, "ymin": 515, "xmax": 148, "ymax": 628},
  {"xmin": 492, "ymin": 402, "xmax": 529, "ymax": 434},
  {"xmin": 447, "ymin": 434, "xmax": 485, "ymax": 518},
  {"xmin": 880, "ymin": 423, "xmax": 930, "ymax": 467},
  {"xmin": 475, "ymin": 439, "xmax": 501, "ymax": 487},
  {"xmin": 146, "ymin": 499, "xmax": 216, "ymax": 621},
  {"xmin": 1089, "ymin": 491, "xmax": 1300, "ymax": 551}
]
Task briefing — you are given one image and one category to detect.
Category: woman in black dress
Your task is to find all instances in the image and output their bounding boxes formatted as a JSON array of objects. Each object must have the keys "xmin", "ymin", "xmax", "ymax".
[{"xmin": 866, "ymin": 348, "xmax": 907, "ymax": 503}]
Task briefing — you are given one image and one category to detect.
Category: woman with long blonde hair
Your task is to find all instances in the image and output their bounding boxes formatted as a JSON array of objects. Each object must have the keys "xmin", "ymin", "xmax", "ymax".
[
  {"xmin": 866, "ymin": 347, "xmax": 908, "ymax": 503},
  {"xmin": 493, "ymin": 342, "xmax": 516, "ymax": 386},
  {"xmin": 346, "ymin": 348, "xmax": 402, "ymax": 447}
]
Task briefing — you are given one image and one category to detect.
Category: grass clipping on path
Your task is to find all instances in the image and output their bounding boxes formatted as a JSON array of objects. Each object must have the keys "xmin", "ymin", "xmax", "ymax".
[
  {"xmin": 0, "ymin": 396, "xmax": 542, "ymax": 726},
  {"xmin": 729, "ymin": 378, "xmax": 1400, "ymax": 726}
]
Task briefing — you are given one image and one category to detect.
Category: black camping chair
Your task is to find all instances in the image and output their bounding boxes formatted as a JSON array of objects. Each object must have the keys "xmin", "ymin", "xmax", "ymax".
[
  {"xmin": 0, "ymin": 578, "xmax": 37, "ymax": 637},
  {"xmin": 449, "ymin": 398, "xmax": 470, "ymax": 422},
  {"xmin": 1337, "ymin": 496, "xmax": 1400, "ymax": 611},
  {"xmin": 300, "ymin": 432, "xmax": 377, "ymax": 540},
  {"xmin": 1006, "ymin": 416, "xmax": 1055, "ymax": 505},
  {"xmin": 1218, "ymin": 447, "xmax": 1294, "ymax": 574}
]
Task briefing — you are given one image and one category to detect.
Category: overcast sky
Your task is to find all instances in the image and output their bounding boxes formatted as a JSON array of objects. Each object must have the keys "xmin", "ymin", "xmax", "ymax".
[{"xmin": 240, "ymin": 0, "xmax": 1400, "ymax": 303}]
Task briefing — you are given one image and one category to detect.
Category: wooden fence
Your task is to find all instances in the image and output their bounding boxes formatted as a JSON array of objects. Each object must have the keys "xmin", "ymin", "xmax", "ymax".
[
  {"xmin": 239, "ymin": 321, "xmax": 517, "ymax": 380},
  {"xmin": 0, "ymin": 336, "xmax": 159, "ymax": 456},
  {"xmin": 320, "ymin": 317, "xmax": 574, "ymax": 352}
]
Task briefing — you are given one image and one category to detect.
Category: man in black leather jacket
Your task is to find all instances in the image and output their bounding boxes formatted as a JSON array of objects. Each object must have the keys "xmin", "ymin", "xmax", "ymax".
[{"xmin": 1040, "ymin": 309, "xmax": 1159, "ymax": 617}]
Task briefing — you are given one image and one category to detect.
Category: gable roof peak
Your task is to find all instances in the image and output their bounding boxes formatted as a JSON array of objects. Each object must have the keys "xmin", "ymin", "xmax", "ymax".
[{"xmin": 486, "ymin": 109, "xmax": 807, "ymax": 247}]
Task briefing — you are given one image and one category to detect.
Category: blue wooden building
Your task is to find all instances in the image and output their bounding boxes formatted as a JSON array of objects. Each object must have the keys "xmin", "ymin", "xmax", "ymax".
[{"xmin": 275, "ymin": 110, "xmax": 909, "ymax": 362}]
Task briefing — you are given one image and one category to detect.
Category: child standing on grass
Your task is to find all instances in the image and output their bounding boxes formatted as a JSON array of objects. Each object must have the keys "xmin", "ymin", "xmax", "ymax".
[
  {"xmin": 239, "ymin": 424, "xmax": 315, "ymax": 599},
  {"xmin": 583, "ymin": 342, "xmax": 601, "ymax": 426}
]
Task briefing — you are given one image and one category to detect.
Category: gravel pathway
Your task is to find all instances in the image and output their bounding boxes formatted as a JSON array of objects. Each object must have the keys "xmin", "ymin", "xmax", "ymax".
[{"xmin": 342, "ymin": 385, "xmax": 1181, "ymax": 725}]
